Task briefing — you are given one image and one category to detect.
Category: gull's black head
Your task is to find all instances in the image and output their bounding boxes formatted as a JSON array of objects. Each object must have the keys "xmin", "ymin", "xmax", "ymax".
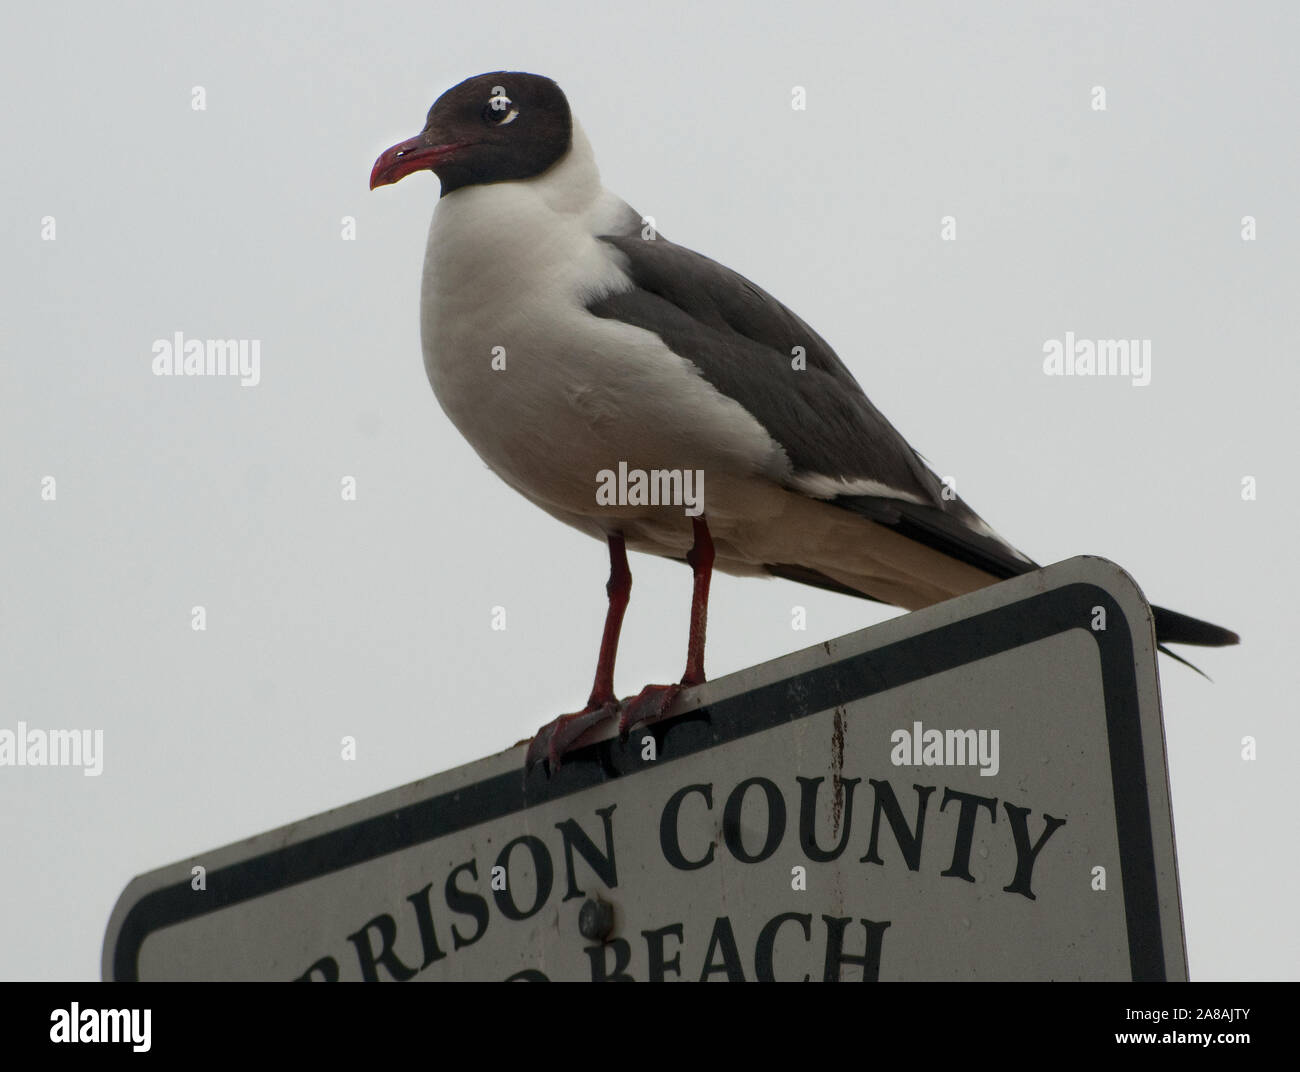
[{"xmin": 370, "ymin": 72, "xmax": 573, "ymax": 196}]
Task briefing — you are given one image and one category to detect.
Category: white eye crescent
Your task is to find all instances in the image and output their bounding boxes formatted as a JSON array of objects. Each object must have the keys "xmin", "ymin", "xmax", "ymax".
[{"xmin": 486, "ymin": 93, "xmax": 518, "ymax": 124}]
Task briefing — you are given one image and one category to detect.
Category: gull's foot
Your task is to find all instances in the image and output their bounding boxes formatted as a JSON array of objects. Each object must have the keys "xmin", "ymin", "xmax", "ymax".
[
  {"xmin": 526, "ymin": 701, "xmax": 620, "ymax": 773},
  {"xmin": 618, "ymin": 683, "xmax": 683, "ymax": 738}
]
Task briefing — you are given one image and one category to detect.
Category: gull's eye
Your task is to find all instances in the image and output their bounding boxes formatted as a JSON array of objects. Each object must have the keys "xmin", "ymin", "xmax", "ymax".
[{"xmin": 483, "ymin": 93, "xmax": 519, "ymax": 126}]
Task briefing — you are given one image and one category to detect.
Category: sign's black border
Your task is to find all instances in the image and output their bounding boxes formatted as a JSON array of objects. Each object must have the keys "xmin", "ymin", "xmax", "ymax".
[{"xmin": 110, "ymin": 581, "xmax": 1166, "ymax": 981}]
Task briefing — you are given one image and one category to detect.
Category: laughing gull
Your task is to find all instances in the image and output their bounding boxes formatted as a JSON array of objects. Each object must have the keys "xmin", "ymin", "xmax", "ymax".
[{"xmin": 370, "ymin": 71, "xmax": 1239, "ymax": 770}]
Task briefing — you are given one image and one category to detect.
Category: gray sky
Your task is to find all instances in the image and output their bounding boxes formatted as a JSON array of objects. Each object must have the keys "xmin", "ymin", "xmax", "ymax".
[{"xmin": 2, "ymin": 0, "xmax": 1296, "ymax": 980}]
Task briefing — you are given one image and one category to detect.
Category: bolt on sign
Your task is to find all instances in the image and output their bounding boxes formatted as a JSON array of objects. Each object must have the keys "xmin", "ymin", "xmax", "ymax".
[{"xmin": 104, "ymin": 557, "xmax": 1186, "ymax": 981}]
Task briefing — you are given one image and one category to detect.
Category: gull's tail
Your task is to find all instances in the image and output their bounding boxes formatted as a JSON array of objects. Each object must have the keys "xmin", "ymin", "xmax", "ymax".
[{"xmin": 781, "ymin": 492, "xmax": 1241, "ymax": 668}]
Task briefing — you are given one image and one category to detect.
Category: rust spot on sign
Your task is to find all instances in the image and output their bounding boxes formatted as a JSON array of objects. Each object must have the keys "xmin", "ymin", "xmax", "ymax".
[{"xmin": 831, "ymin": 706, "xmax": 847, "ymax": 837}]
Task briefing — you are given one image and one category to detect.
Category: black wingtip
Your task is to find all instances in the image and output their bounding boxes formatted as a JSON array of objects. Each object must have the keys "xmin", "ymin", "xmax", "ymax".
[{"xmin": 1152, "ymin": 605, "xmax": 1240, "ymax": 648}]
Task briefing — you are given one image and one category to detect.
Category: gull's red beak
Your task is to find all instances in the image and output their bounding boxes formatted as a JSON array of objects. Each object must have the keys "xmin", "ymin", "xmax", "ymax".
[{"xmin": 369, "ymin": 133, "xmax": 470, "ymax": 189}]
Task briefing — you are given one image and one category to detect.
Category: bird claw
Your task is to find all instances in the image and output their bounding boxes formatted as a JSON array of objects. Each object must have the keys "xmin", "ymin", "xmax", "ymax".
[
  {"xmin": 618, "ymin": 683, "xmax": 683, "ymax": 738},
  {"xmin": 526, "ymin": 701, "xmax": 620, "ymax": 774},
  {"xmin": 525, "ymin": 683, "xmax": 688, "ymax": 774}
]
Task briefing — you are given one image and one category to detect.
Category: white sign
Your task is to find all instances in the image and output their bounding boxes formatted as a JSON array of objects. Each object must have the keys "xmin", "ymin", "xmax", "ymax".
[{"xmin": 104, "ymin": 556, "xmax": 1185, "ymax": 981}]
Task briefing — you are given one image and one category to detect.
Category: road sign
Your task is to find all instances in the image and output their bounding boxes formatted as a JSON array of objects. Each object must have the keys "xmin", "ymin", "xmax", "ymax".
[{"xmin": 104, "ymin": 556, "xmax": 1186, "ymax": 981}]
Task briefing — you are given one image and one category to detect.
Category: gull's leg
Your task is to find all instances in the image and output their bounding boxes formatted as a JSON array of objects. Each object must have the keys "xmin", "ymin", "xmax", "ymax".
[
  {"xmin": 619, "ymin": 515, "xmax": 714, "ymax": 735},
  {"xmin": 526, "ymin": 533, "xmax": 630, "ymax": 771},
  {"xmin": 681, "ymin": 514, "xmax": 715, "ymax": 687}
]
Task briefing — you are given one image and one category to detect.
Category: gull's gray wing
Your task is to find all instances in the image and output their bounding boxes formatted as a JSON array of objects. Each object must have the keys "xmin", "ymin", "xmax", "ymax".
[
  {"xmin": 589, "ymin": 232, "xmax": 1238, "ymax": 653},
  {"xmin": 589, "ymin": 233, "xmax": 1036, "ymax": 577}
]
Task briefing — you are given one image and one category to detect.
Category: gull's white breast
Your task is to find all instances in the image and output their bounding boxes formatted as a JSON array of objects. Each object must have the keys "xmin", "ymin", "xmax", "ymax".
[{"xmin": 417, "ymin": 123, "xmax": 787, "ymax": 546}]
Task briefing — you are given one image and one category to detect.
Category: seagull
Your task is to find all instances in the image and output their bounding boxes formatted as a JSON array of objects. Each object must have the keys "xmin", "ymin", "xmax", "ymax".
[{"xmin": 370, "ymin": 71, "xmax": 1238, "ymax": 771}]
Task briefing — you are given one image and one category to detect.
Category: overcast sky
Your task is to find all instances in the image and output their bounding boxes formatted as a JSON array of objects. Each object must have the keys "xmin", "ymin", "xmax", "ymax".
[{"xmin": 2, "ymin": 0, "xmax": 1296, "ymax": 981}]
